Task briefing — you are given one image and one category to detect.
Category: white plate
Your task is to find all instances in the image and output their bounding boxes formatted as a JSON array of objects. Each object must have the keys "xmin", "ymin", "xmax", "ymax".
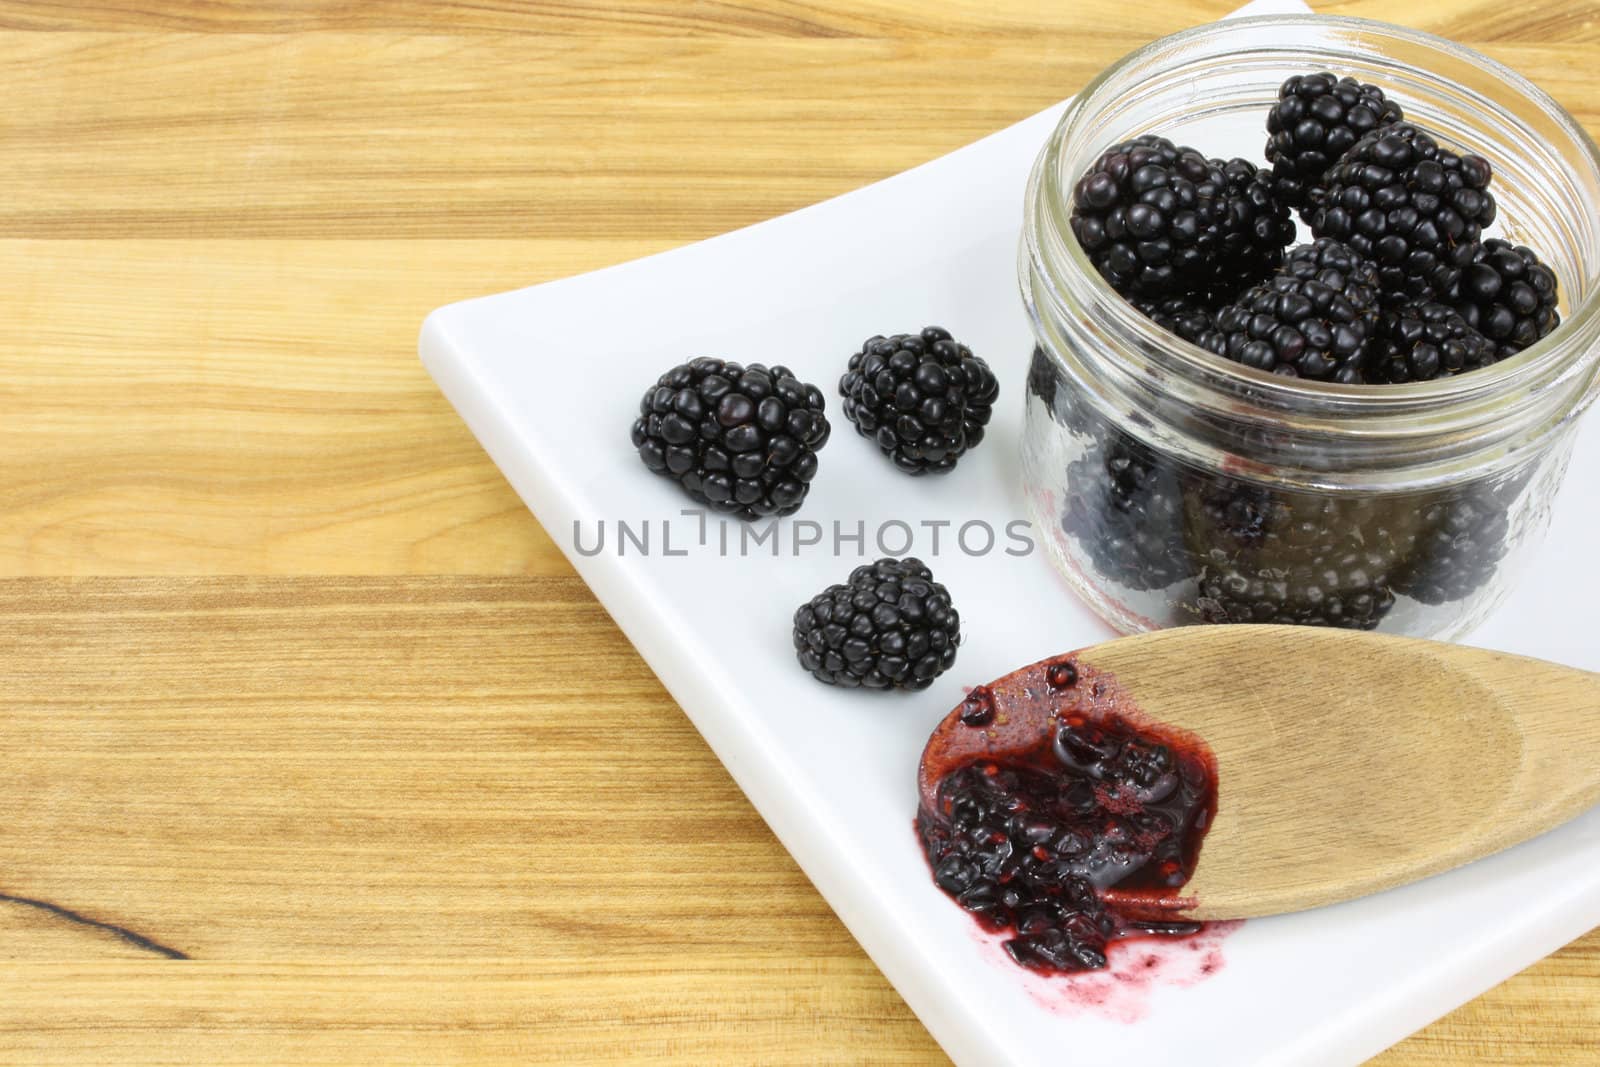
[{"xmin": 420, "ymin": 3, "xmax": 1600, "ymax": 1061}]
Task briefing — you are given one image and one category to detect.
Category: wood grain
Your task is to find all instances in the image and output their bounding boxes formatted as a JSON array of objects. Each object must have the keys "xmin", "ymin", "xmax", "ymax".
[
  {"xmin": 0, "ymin": 32, "xmax": 1122, "ymax": 239},
  {"xmin": 0, "ymin": 578, "xmax": 850, "ymax": 961},
  {"xmin": 0, "ymin": 239, "xmax": 658, "ymax": 576},
  {"xmin": 2, "ymin": 0, "xmax": 1596, "ymax": 1063},
  {"xmin": 0, "ymin": 962, "xmax": 942, "ymax": 1065},
  {"xmin": 1, "ymin": 32, "xmax": 1593, "ymax": 241},
  {"xmin": 0, "ymin": 0, "xmax": 1261, "ymax": 36},
  {"xmin": 0, "ymin": 577, "xmax": 946, "ymax": 1063},
  {"xmin": 0, "ymin": 0, "xmax": 1593, "ymax": 41}
]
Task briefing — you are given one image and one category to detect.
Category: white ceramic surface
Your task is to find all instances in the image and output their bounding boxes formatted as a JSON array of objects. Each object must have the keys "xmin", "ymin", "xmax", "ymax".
[{"xmin": 420, "ymin": 5, "xmax": 1600, "ymax": 1062}]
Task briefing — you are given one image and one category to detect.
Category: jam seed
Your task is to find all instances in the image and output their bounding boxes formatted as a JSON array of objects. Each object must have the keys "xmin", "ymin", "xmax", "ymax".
[
  {"xmin": 960, "ymin": 685, "xmax": 996, "ymax": 726},
  {"xmin": 1045, "ymin": 660, "xmax": 1079, "ymax": 690}
]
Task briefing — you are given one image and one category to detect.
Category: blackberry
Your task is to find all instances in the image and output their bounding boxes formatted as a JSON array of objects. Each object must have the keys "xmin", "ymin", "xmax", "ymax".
[
  {"xmin": 1210, "ymin": 239, "xmax": 1382, "ymax": 381},
  {"xmin": 1186, "ymin": 477, "xmax": 1291, "ymax": 554},
  {"xmin": 1394, "ymin": 472, "xmax": 1529, "ymax": 605},
  {"xmin": 1027, "ymin": 346, "xmax": 1064, "ymax": 426},
  {"xmin": 1196, "ymin": 549, "xmax": 1396, "ymax": 629},
  {"xmin": 1069, "ymin": 136, "xmax": 1290, "ymax": 301},
  {"xmin": 631, "ymin": 357, "xmax": 829, "ymax": 519},
  {"xmin": 1265, "ymin": 73, "xmax": 1404, "ymax": 211},
  {"xmin": 1280, "ymin": 236, "xmax": 1385, "ymax": 291},
  {"xmin": 1061, "ymin": 431, "xmax": 1193, "ymax": 591},
  {"xmin": 1308, "ymin": 124, "xmax": 1496, "ymax": 304},
  {"xmin": 1451, "ymin": 239, "xmax": 1562, "ymax": 358},
  {"xmin": 1368, "ymin": 300, "xmax": 1499, "ymax": 383},
  {"xmin": 792, "ymin": 557, "xmax": 960, "ymax": 690},
  {"xmin": 1132, "ymin": 295, "xmax": 1221, "ymax": 350},
  {"xmin": 1217, "ymin": 157, "xmax": 1297, "ymax": 295},
  {"xmin": 839, "ymin": 327, "xmax": 999, "ymax": 475},
  {"xmin": 1189, "ymin": 484, "xmax": 1416, "ymax": 630},
  {"xmin": 1027, "ymin": 346, "xmax": 1107, "ymax": 440}
]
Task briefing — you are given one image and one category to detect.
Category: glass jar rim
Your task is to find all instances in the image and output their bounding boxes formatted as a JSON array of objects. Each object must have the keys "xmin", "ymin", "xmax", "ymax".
[{"xmin": 1026, "ymin": 13, "xmax": 1600, "ymax": 433}]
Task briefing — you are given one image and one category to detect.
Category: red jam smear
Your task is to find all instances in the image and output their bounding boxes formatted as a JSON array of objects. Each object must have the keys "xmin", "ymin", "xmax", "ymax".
[{"xmin": 917, "ymin": 654, "xmax": 1218, "ymax": 974}]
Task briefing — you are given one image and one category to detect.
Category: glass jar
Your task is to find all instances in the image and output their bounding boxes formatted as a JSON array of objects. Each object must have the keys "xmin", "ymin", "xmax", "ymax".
[{"xmin": 1019, "ymin": 15, "xmax": 1600, "ymax": 638}]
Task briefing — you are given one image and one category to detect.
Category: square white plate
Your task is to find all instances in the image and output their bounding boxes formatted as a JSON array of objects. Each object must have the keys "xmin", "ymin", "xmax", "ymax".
[{"xmin": 420, "ymin": 3, "xmax": 1600, "ymax": 1061}]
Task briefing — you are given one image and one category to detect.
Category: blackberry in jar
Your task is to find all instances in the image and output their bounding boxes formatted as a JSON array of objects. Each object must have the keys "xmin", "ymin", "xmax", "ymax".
[
  {"xmin": 1061, "ymin": 430, "xmax": 1194, "ymax": 592},
  {"xmin": 1069, "ymin": 135, "xmax": 1291, "ymax": 301},
  {"xmin": 1307, "ymin": 123, "xmax": 1497, "ymax": 305},
  {"xmin": 1394, "ymin": 469, "xmax": 1534, "ymax": 605},
  {"xmin": 1265, "ymin": 72, "xmax": 1404, "ymax": 211},
  {"xmin": 1450, "ymin": 239, "xmax": 1562, "ymax": 358},
  {"xmin": 1208, "ymin": 239, "xmax": 1383, "ymax": 382},
  {"xmin": 1186, "ymin": 482, "xmax": 1418, "ymax": 630},
  {"xmin": 1368, "ymin": 299, "xmax": 1499, "ymax": 383},
  {"xmin": 1132, "ymin": 295, "xmax": 1222, "ymax": 351}
]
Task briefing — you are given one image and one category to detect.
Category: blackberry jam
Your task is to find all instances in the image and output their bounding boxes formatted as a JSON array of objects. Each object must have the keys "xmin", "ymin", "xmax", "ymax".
[
  {"xmin": 1020, "ymin": 18, "xmax": 1600, "ymax": 639},
  {"xmin": 918, "ymin": 657, "xmax": 1217, "ymax": 974}
]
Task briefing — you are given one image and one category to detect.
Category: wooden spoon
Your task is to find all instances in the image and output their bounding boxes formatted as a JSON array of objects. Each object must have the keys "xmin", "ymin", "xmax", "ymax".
[{"xmin": 919, "ymin": 624, "xmax": 1600, "ymax": 920}]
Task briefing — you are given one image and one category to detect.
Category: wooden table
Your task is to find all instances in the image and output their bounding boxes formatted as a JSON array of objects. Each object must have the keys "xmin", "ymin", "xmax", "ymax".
[{"xmin": 2, "ymin": 1, "xmax": 1596, "ymax": 1062}]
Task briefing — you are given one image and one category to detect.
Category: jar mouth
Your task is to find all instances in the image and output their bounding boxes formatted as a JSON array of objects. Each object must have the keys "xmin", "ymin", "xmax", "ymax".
[{"xmin": 1027, "ymin": 14, "xmax": 1600, "ymax": 431}]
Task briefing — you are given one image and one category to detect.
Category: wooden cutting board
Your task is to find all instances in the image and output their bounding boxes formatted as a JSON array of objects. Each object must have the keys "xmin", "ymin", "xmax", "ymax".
[{"xmin": 1, "ymin": 1, "xmax": 1597, "ymax": 1062}]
